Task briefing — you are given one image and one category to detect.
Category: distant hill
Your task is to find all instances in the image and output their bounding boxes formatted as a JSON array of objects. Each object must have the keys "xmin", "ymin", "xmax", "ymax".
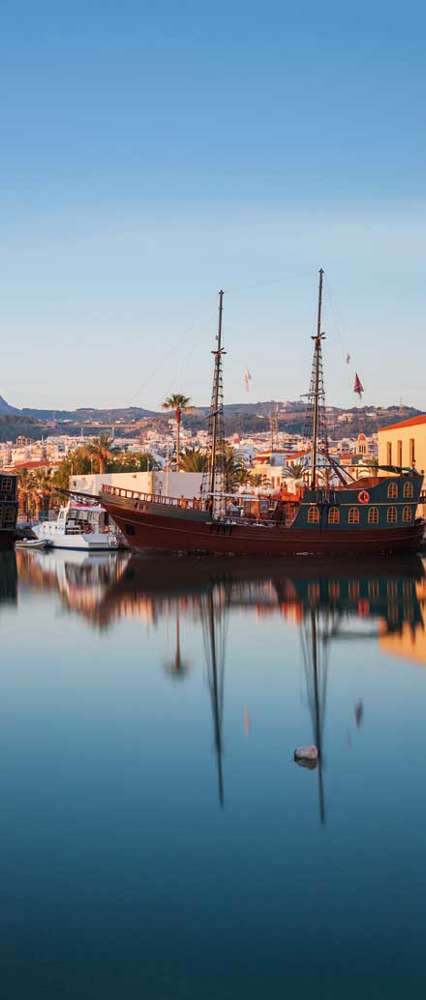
[
  {"xmin": 0, "ymin": 392, "xmax": 424, "ymax": 440},
  {"xmin": 0, "ymin": 395, "xmax": 19, "ymax": 415},
  {"xmin": 0, "ymin": 414, "xmax": 47, "ymax": 442},
  {"xmin": 21, "ymin": 405, "xmax": 158, "ymax": 421}
]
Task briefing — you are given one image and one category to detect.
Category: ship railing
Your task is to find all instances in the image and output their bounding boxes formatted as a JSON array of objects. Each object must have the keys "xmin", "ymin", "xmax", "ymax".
[
  {"xmin": 100, "ymin": 484, "xmax": 299, "ymax": 526},
  {"xmin": 100, "ymin": 484, "xmax": 208, "ymax": 511}
]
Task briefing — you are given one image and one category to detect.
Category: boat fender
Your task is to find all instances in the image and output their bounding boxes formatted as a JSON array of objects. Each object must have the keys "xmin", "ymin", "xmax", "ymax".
[{"xmin": 358, "ymin": 490, "xmax": 370, "ymax": 504}]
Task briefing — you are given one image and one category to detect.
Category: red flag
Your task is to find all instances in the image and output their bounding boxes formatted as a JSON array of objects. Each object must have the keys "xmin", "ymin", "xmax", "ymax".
[{"xmin": 353, "ymin": 373, "xmax": 364, "ymax": 399}]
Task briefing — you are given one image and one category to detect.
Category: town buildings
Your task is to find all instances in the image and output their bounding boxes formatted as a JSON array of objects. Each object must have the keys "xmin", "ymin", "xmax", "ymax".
[{"xmin": 378, "ymin": 414, "xmax": 426, "ymax": 518}]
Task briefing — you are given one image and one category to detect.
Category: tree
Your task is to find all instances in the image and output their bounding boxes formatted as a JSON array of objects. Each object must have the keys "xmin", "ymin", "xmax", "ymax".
[
  {"xmin": 161, "ymin": 394, "xmax": 192, "ymax": 469},
  {"xmin": 32, "ymin": 468, "xmax": 54, "ymax": 520},
  {"xmin": 111, "ymin": 451, "xmax": 160, "ymax": 473},
  {"xmin": 179, "ymin": 447, "xmax": 208, "ymax": 472},
  {"xmin": 17, "ymin": 469, "xmax": 34, "ymax": 519},
  {"xmin": 288, "ymin": 461, "xmax": 305, "ymax": 480},
  {"xmin": 51, "ymin": 446, "xmax": 92, "ymax": 492},
  {"xmin": 232, "ymin": 465, "xmax": 252, "ymax": 489},
  {"xmin": 249, "ymin": 472, "xmax": 269, "ymax": 490},
  {"xmin": 85, "ymin": 434, "xmax": 114, "ymax": 475},
  {"xmin": 222, "ymin": 447, "xmax": 252, "ymax": 493}
]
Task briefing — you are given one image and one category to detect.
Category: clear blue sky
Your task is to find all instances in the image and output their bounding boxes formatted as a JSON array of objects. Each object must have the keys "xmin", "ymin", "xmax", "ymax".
[{"xmin": 1, "ymin": 1, "xmax": 425, "ymax": 411}]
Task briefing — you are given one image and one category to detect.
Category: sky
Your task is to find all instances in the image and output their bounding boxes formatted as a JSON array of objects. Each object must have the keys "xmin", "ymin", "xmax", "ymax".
[{"xmin": 1, "ymin": 0, "xmax": 425, "ymax": 411}]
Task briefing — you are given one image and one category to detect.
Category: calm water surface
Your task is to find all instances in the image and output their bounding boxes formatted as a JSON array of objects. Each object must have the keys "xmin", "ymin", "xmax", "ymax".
[{"xmin": 1, "ymin": 547, "xmax": 426, "ymax": 998}]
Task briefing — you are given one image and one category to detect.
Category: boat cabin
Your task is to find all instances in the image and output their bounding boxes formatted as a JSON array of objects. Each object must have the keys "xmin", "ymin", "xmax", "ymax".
[{"xmin": 57, "ymin": 502, "xmax": 111, "ymax": 536}]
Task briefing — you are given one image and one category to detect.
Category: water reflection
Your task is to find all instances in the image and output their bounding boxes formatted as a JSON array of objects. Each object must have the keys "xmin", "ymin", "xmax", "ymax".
[
  {"xmin": 202, "ymin": 590, "xmax": 226, "ymax": 806},
  {"xmin": 14, "ymin": 549, "xmax": 426, "ymax": 819},
  {"xmin": 15, "ymin": 548, "xmax": 426, "ymax": 642},
  {"xmin": 0, "ymin": 551, "xmax": 17, "ymax": 607},
  {"xmin": 15, "ymin": 548, "xmax": 131, "ymax": 626},
  {"xmin": 4, "ymin": 549, "xmax": 426, "ymax": 995}
]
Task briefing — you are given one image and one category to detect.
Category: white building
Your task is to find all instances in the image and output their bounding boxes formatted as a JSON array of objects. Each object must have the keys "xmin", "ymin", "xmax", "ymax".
[{"xmin": 71, "ymin": 469, "xmax": 204, "ymax": 500}]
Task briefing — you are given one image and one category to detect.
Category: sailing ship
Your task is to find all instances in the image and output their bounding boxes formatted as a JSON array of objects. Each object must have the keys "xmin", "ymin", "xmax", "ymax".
[
  {"xmin": 75, "ymin": 273, "xmax": 424, "ymax": 556},
  {"xmin": 0, "ymin": 473, "xmax": 18, "ymax": 549}
]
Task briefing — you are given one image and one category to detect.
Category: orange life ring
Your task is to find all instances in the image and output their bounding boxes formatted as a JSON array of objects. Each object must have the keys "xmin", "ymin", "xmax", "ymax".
[{"xmin": 358, "ymin": 490, "xmax": 370, "ymax": 504}]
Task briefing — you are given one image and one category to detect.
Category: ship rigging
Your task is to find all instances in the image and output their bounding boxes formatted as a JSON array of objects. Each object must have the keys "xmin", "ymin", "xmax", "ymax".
[{"xmin": 64, "ymin": 272, "xmax": 425, "ymax": 557}]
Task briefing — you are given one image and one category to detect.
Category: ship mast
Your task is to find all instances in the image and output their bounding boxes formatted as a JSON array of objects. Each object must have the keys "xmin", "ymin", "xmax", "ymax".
[
  {"xmin": 204, "ymin": 290, "xmax": 226, "ymax": 512},
  {"xmin": 310, "ymin": 268, "xmax": 326, "ymax": 490}
]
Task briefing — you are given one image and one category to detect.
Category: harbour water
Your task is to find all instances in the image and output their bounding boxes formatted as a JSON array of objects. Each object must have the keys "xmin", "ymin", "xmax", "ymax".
[{"xmin": 1, "ymin": 548, "xmax": 426, "ymax": 997}]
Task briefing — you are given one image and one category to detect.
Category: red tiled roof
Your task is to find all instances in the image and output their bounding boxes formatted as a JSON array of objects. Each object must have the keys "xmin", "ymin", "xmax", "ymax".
[
  {"xmin": 9, "ymin": 459, "xmax": 56, "ymax": 471},
  {"xmin": 378, "ymin": 414, "xmax": 426, "ymax": 432}
]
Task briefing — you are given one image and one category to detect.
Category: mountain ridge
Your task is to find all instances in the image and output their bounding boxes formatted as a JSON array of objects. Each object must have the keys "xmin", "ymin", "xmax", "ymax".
[{"xmin": 1, "ymin": 393, "xmax": 424, "ymax": 422}]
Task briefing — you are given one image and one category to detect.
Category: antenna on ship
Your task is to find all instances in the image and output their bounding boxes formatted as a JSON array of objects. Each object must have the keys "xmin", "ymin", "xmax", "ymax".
[
  {"xmin": 203, "ymin": 290, "xmax": 227, "ymax": 516},
  {"xmin": 305, "ymin": 269, "xmax": 328, "ymax": 489}
]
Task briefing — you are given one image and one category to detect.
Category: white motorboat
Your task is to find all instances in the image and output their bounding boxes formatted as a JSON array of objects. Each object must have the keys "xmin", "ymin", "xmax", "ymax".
[{"xmin": 32, "ymin": 500, "xmax": 121, "ymax": 551}]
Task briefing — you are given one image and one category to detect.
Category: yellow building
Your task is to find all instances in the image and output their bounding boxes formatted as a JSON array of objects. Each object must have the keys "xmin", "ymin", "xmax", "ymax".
[{"xmin": 378, "ymin": 414, "xmax": 426, "ymax": 518}]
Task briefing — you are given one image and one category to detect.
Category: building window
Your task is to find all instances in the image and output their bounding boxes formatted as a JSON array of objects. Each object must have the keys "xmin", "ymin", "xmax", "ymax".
[
  {"xmin": 328, "ymin": 507, "xmax": 340, "ymax": 524},
  {"xmin": 348, "ymin": 507, "xmax": 360, "ymax": 524},
  {"xmin": 386, "ymin": 442, "xmax": 392, "ymax": 465},
  {"xmin": 403, "ymin": 505, "xmax": 413, "ymax": 522},
  {"xmin": 368, "ymin": 506, "xmax": 379, "ymax": 524},
  {"xmin": 307, "ymin": 505, "xmax": 320, "ymax": 523},
  {"xmin": 368, "ymin": 580, "xmax": 379, "ymax": 600},
  {"xmin": 409, "ymin": 439, "xmax": 416, "ymax": 465},
  {"xmin": 387, "ymin": 481, "xmax": 398, "ymax": 498},
  {"xmin": 397, "ymin": 440, "xmax": 403, "ymax": 467},
  {"xmin": 387, "ymin": 506, "xmax": 397, "ymax": 524},
  {"xmin": 403, "ymin": 481, "xmax": 414, "ymax": 498}
]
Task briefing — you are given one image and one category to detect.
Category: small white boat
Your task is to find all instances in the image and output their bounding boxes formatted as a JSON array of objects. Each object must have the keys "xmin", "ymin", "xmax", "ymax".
[
  {"xmin": 16, "ymin": 538, "xmax": 52, "ymax": 550},
  {"xmin": 32, "ymin": 500, "xmax": 121, "ymax": 551}
]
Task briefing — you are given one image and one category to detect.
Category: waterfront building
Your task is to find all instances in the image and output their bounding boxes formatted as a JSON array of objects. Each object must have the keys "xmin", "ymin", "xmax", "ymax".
[
  {"xmin": 71, "ymin": 469, "xmax": 204, "ymax": 500},
  {"xmin": 378, "ymin": 414, "xmax": 426, "ymax": 518}
]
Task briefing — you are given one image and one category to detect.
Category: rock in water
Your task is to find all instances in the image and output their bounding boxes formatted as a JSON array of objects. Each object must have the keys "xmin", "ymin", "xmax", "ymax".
[{"xmin": 294, "ymin": 745, "xmax": 319, "ymax": 767}]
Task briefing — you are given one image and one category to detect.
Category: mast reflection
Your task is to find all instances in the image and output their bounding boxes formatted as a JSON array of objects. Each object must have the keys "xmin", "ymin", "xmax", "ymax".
[
  {"xmin": 201, "ymin": 589, "xmax": 227, "ymax": 807},
  {"xmin": 299, "ymin": 607, "xmax": 329, "ymax": 824},
  {"xmin": 14, "ymin": 551, "xmax": 426, "ymax": 813}
]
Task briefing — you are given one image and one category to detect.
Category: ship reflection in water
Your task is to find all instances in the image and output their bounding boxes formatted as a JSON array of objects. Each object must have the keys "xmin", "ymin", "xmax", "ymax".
[
  {"xmin": 3, "ymin": 549, "xmax": 426, "ymax": 996},
  {"xmin": 14, "ymin": 548, "xmax": 426, "ymax": 819},
  {"xmin": 0, "ymin": 551, "xmax": 17, "ymax": 607}
]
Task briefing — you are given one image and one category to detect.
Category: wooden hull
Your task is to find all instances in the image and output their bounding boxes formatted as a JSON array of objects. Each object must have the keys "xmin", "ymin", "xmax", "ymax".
[{"xmin": 102, "ymin": 501, "xmax": 425, "ymax": 557}]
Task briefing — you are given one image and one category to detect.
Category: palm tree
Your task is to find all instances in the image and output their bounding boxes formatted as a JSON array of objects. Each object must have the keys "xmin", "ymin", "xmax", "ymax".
[
  {"xmin": 222, "ymin": 446, "xmax": 249, "ymax": 493},
  {"xmin": 85, "ymin": 434, "xmax": 114, "ymax": 475},
  {"xmin": 32, "ymin": 468, "xmax": 54, "ymax": 520},
  {"xmin": 17, "ymin": 469, "xmax": 34, "ymax": 519},
  {"xmin": 232, "ymin": 465, "xmax": 252, "ymax": 489},
  {"xmin": 179, "ymin": 447, "xmax": 208, "ymax": 472},
  {"xmin": 161, "ymin": 394, "xmax": 192, "ymax": 469},
  {"xmin": 249, "ymin": 472, "xmax": 269, "ymax": 490},
  {"xmin": 288, "ymin": 461, "xmax": 305, "ymax": 480},
  {"xmin": 111, "ymin": 451, "xmax": 161, "ymax": 473}
]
